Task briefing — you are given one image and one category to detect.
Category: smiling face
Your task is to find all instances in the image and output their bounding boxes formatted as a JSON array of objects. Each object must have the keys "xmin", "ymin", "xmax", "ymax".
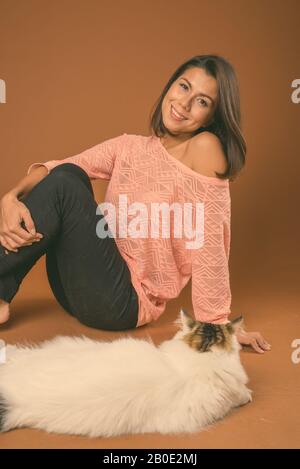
[{"xmin": 161, "ymin": 67, "xmax": 218, "ymax": 140}]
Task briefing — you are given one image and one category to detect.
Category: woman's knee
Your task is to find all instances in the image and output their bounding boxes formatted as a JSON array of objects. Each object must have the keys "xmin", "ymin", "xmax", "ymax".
[{"xmin": 50, "ymin": 164, "xmax": 93, "ymax": 194}]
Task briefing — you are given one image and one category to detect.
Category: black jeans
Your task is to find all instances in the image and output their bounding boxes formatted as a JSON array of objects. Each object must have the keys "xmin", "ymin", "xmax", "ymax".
[{"xmin": 0, "ymin": 163, "xmax": 139, "ymax": 331}]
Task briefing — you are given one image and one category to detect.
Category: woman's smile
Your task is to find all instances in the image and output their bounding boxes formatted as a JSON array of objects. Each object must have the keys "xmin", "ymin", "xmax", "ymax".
[{"xmin": 169, "ymin": 104, "xmax": 188, "ymax": 122}]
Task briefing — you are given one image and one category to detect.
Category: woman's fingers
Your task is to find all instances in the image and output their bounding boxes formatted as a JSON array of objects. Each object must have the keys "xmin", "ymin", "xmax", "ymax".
[
  {"xmin": 9, "ymin": 220, "xmax": 43, "ymax": 244},
  {"xmin": 1, "ymin": 229, "xmax": 42, "ymax": 250},
  {"xmin": 254, "ymin": 333, "xmax": 271, "ymax": 351},
  {"xmin": 20, "ymin": 211, "xmax": 41, "ymax": 239},
  {"xmin": 237, "ymin": 329, "xmax": 272, "ymax": 354},
  {"xmin": 0, "ymin": 236, "xmax": 10, "ymax": 253},
  {"xmin": 250, "ymin": 338, "xmax": 265, "ymax": 354},
  {"xmin": 0, "ymin": 234, "xmax": 36, "ymax": 252},
  {"xmin": 21, "ymin": 210, "xmax": 35, "ymax": 233},
  {"xmin": 3, "ymin": 231, "xmax": 32, "ymax": 247},
  {"xmin": 0, "ymin": 235, "xmax": 18, "ymax": 252}
]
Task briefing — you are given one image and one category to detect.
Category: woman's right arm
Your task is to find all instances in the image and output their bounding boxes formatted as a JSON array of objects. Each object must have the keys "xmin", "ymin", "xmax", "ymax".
[
  {"xmin": 0, "ymin": 166, "xmax": 48, "ymax": 252},
  {"xmin": 0, "ymin": 132, "xmax": 127, "ymax": 253},
  {"xmin": 7, "ymin": 165, "xmax": 49, "ymax": 201}
]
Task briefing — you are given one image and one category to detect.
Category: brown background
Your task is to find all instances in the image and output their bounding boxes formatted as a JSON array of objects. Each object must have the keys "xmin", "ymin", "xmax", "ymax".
[{"xmin": 0, "ymin": 0, "xmax": 299, "ymax": 449}]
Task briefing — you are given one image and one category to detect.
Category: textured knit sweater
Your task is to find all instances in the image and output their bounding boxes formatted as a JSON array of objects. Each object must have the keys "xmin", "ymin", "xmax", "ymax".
[{"xmin": 27, "ymin": 133, "xmax": 232, "ymax": 327}]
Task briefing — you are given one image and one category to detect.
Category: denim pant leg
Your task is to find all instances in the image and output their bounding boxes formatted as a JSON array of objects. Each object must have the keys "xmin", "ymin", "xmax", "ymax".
[{"xmin": 0, "ymin": 163, "xmax": 139, "ymax": 331}]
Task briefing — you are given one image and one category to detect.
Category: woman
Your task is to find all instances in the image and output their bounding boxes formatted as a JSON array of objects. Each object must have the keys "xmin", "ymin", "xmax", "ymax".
[{"xmin": 0, "ymin": 54, "xmax": 271, "ymax": 353}]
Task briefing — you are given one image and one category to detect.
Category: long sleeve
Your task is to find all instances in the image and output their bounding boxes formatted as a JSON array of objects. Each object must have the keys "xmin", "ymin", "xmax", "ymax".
[
  {"xmin": 27, "ymin": 133, "xmax": 127, "ymax": 180},
  {"xmin": 191, "ymin": 184, "xmax": 232, "ymax": 324}
]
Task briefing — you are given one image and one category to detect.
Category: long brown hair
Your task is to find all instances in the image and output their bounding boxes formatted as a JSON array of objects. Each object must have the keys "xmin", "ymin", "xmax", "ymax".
[{"xmin": 149, "ymin": 55, "xmax": 246, "ymax": 182}]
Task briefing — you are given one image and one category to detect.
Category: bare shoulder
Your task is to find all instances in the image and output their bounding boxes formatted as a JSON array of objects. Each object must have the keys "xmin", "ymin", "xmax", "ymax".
[{"xmin": 189, "ymin": 131, "xmax": 227, "ymax": 177}]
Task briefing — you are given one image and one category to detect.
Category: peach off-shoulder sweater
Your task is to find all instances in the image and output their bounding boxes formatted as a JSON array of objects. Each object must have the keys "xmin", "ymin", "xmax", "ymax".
[{"xmin": 27, "ymin": 133, "xmax": 232, "ymax": 327}]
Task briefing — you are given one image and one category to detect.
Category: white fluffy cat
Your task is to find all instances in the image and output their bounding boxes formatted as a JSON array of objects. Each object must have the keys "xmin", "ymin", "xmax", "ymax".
[{"xmin": 0, "ymin": 309, "xmax": 251, "ymax": 437}]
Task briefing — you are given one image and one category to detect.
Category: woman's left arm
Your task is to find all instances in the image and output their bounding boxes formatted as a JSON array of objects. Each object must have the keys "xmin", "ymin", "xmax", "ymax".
[
  {"xmin": 190, "ymin": 183, "xmax": 271, "ymax": 353},
  {"xmin": 191, "ymin": 184, "xmax": 232, "ymax": 325}
]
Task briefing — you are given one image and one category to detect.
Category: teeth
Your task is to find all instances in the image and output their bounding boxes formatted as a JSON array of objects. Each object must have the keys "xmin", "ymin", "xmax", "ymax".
[{"xmin": 171, "ymin": 106, "xmax": 185, "ymax": 120}]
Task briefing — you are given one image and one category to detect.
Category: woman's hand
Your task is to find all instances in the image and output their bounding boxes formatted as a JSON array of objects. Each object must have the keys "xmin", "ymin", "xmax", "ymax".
[
  {"xmin": 236, "ymin": 327, "xmax": 271, "ymax": 354},
  {"xmin": 0, "ymin": 193, "xmax": 43, "ymax": 253}
]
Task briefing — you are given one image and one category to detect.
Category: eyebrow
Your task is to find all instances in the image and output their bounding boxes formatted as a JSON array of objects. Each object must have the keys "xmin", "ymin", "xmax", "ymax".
[{"xmin": 179, "ymin": 76, "xmax": 215, "ymax": 105}]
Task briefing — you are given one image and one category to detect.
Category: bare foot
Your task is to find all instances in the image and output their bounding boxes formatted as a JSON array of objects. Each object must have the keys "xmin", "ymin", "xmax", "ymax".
[{"xmin": 0, "ymin": 299, "xmax": 10, "ymax": 324}]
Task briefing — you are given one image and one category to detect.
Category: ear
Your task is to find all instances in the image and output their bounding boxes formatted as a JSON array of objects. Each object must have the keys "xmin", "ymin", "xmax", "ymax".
[
  {"xmin": 173, "ymin": 308, "xmax": 195, "ymax": 331},
  {"xmin": 228, "ymin": 315, "xmax": 244, "ymax": 333}
]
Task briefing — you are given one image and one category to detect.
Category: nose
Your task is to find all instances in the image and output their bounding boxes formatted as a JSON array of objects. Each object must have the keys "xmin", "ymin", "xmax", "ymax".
[{"xmin": 177, "ymin": 98, "xmax": 191, "ymax": 113}]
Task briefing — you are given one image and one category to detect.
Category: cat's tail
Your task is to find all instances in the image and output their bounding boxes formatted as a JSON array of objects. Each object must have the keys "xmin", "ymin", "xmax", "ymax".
[
  {"xmin": 0, "ymin": 394, "xmax": 9, "ymax": 432},
  {"xmin": 0, "ymin": 342, "xmax": 18, "ymax": 433}
]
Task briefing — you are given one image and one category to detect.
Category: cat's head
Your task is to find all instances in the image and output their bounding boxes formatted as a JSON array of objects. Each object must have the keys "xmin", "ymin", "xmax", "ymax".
[{"xmin": 173, "ymin": 308, "xmax": 243, "ymax": 354}]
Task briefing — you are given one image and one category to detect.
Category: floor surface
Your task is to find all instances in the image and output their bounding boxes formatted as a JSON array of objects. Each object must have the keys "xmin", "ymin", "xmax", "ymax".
[{"xmin": 0, "ymin": 259, "xmax": 299, "ymax": 449}]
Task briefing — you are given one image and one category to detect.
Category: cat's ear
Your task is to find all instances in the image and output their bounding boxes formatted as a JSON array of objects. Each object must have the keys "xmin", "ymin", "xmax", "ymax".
[
  {"xmin": 173, "ymin": 308, "xmax": 195, "ymax": 331},
  {"xmin": 228, "ymin": 315, "xmax": 244, "ymax": 333}
]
